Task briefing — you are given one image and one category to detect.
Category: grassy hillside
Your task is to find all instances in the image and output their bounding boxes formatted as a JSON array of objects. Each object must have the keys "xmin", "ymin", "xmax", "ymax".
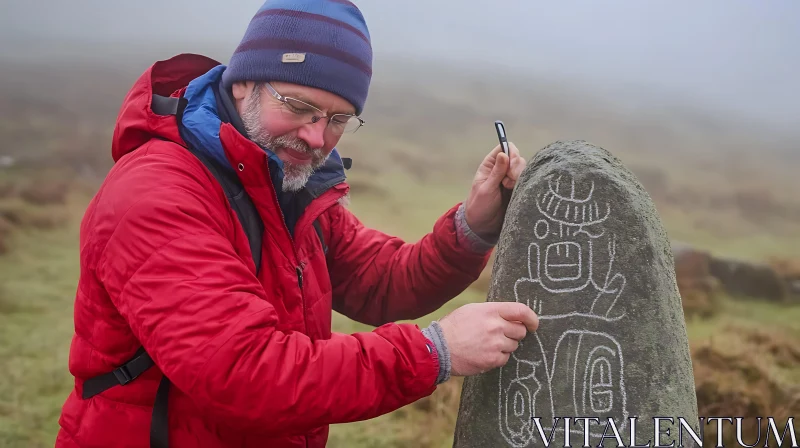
[{"xmin": 0, "ymin": 51, "xmax": 798, "ymax": 447}]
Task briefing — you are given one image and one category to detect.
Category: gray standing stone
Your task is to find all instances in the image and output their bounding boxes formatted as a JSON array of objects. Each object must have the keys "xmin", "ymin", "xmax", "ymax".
[{"xmin": 453, "ymin": 141, "xmax": 699, "ymax": 448}]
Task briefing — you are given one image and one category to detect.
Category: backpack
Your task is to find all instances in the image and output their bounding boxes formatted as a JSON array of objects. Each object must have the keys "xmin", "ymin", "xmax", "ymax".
[{"xmin": 80, "ymin": 93, "xmax": 334, "ymax": 448}]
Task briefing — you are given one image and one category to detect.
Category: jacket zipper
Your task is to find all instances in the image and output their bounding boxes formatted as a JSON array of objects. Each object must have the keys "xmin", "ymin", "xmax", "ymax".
[
  {"xmin": 296, "ymin": 264, "xmax": 304, "ymax": 290},
  {"xmin": 254, "ymin": 166, "xmax": 312, "ymax": 338},
  {"xmin": 245, "ymin": 161, "xmax": 345, "ymax": 330}
]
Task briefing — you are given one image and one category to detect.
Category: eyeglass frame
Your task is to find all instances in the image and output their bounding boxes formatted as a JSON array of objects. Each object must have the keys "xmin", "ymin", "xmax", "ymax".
[{"xmin": 261, "ymin": 82, "xmax": 365, "ymax": 135}]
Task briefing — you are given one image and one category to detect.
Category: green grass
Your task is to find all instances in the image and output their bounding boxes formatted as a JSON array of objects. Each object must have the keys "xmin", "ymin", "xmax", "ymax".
[
  {"xmin": 327, "ymin": 410, "xmax": 456, "ymax": 448},
  {"xmin": 0, "ymin": 197, "xmax": 81, "ymax": 447},
  {"xmin": 685, "ymin": 295, "xmax": 800, "ymax": 341},
  {"xmin": 344, "ymin": 168, "xmax": 473, "ymax": 242}
]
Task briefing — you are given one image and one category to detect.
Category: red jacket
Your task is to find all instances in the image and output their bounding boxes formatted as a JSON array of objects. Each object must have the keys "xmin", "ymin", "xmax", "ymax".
[{"xmin": 55, "ymin": 53, "xmax": 490, "ymax": 447}]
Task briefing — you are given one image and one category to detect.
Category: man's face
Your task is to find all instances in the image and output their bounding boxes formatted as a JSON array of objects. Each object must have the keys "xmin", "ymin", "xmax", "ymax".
[{"xmin": 232, "ymin": 81, "xmax": 355, "ymax": 192}]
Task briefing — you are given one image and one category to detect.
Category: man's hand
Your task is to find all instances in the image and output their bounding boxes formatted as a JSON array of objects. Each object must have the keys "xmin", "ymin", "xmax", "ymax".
[
  {"xmin": 438, "ymin": 302, "xmax": 538, "ymax": 377},
  {"xmin": 464, "ymin": 143, "xmax": 526, "ymax": 240}
]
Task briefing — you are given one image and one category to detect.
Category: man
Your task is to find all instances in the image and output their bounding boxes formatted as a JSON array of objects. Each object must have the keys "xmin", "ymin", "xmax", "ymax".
[{"xmin": 55, "ymin": 1, "xmax": 538, "ymax": 447}]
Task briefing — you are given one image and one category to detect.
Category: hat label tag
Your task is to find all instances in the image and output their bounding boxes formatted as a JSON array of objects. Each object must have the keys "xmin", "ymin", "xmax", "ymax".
[{"xmin": 282, "ymin": 53, "xmax": 306, "ymax": 63}]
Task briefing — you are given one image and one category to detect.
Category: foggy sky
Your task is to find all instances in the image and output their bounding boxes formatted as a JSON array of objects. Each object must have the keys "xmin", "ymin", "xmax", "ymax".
[{"xmin": 1, "ymin": 0, "xmax": 798, "ymax": 132}]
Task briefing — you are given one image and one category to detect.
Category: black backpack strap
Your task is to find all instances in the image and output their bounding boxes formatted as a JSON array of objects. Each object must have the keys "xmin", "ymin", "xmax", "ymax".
[
  {"xmin": 153, "ymin": 94, "xmax": 264, "ymax": 273},
  {"xmin": 150, "ymin": 376, "xmax": 171, "ymax": 448},
  {"xmin": 81, "ymin": 348, "xmax": 169, "ymax": 448},
  {"xmin": 81, "ymin": 347, "xmax": 154, "ymax": 399},
  {"xmin": 185, "ymin": 145, "xmax": 264, "ymax": 273},
  {"xmin": 313, "ymin": 218, "xmax": 328, "ymax": 255}
]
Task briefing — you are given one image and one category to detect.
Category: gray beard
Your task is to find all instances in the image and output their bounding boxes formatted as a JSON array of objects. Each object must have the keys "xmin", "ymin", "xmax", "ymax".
[{"xmin": 240, "ymin": 86, "xmax": 329, "ymax": 192}]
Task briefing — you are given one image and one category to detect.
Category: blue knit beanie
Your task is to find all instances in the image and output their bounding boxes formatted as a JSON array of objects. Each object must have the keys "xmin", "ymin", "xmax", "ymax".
[{"xmin": 221, "ymin": 0, "xmax": 372, "ymax": 115}]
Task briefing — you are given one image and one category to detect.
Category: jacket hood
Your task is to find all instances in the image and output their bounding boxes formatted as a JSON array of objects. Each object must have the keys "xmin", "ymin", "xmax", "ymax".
[
  {"xmin": 111, "ymin": 53, "xmax": 347, "ymax": 199},
  {"xmin": 111, "ymin": 53, "xmax": 220, "ymax": 162}
]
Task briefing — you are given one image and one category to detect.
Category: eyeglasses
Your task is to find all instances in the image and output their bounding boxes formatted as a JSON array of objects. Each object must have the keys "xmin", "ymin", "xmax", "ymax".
[{"xmin": 263, "ymin": 83, "xmax": 364, "ymax": 135}]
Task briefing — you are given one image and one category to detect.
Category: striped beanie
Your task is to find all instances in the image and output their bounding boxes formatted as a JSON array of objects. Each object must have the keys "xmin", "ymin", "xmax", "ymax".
[{"xmin": 221, "ymin": 0, "xmax": 373, "ymax": 115}]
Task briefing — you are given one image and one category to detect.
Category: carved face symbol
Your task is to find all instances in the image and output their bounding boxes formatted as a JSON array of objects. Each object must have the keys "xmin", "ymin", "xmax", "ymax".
[
  {"xmin": 534, "ymin": 218, "xmax": 583, "ymax": 281},
  {"xmin": 545, "ymin": 241, "xmax": 582, "ymax": 281},
  {"xmin": 531, "ymin": 218, "xmax": 593, "ymax": 291},
  {"xmin": 530, "ymin": 174, "xmax": 611, "ymax": 293}
]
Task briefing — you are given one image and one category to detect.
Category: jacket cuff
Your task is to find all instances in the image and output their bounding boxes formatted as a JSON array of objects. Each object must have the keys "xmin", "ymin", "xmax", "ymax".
[
  {"xmin": 421, "ymin": 321, "xmax": 451, "ymax": 385},
  {"xmin": 454, "ymin": 202, "xmax": 498, "ymax": 254}
]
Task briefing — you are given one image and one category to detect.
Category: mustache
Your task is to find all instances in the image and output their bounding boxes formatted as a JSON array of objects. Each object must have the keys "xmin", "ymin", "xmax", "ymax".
[
  {"xmin": 270, "ymin": 135, "xmax": 313, "ymax": 153},
  {"xmin": 269, "ymin": 135, "xmax": 325, "ymax": 162}
]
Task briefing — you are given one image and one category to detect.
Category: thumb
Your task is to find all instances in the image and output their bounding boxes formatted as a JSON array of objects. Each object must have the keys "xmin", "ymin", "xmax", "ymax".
[
  {"xmin": 487, "ymin": 152, "xmax": 509, "ymax": 186},
  {"xmin": 496, "ymin": 302, "xmax": 539, "ymax": 332}
]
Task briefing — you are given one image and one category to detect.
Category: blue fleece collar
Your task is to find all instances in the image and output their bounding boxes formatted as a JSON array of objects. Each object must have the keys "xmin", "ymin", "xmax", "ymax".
[{"xmin": 180, "ymin": 65, "xmax": 346, "ymax": 198}]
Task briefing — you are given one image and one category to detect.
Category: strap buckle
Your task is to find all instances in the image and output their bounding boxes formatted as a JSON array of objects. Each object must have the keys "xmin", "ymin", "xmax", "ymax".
[
  {"xmin": 111, "ymin": 349, "xmax": 152, "ymax": 386},
  {"xmin": 113, "ymin": 364, "xmax": 137, "ymax": 385}
]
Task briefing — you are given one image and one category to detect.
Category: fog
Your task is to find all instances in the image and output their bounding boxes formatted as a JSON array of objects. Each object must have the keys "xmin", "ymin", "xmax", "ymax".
[{"xmin": 1, "ymin": 0, "xmax": 798, "ymax": 133}]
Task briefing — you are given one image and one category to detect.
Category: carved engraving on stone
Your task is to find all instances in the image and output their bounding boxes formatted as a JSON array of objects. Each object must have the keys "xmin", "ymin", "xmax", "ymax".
[
  {"xmin": 454, "ymin": 141, "xmax": 699, "ymax": 448},
  {"xmin": 498, "ymin": 173, "xmax": 629, "ymax": 446}
]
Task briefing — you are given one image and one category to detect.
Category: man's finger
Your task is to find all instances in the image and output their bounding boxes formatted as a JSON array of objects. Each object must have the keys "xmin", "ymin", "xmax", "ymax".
[
  {"xmin": 479, "ymin": 144, "xmax": 504, "ymax": 173},
  {"xmin": 510, "ymin": 155, "xmax": 525, "ymax": 181},
  {"xmin": 503, "ymin": 321, "xmax": 528, "ymax": 341},
  {"xmin": 500, "ymin": 337, "xmax": 520, "ymax": 354},
  {"xmin": 488, "ymin": 143, "xmax": 504, "ymax": 159},
  {"xmin": 500, "ymin": 156, "xmax": 525, "ymax": 190},
  {"xmin": 495, "ymin": 302, "xmax": 539, "ymax": 331},
  {"xmin": 487, "ymin": 152, "xmax": 509, "ymax": 186},
  {"xmin": 503, "ymin": 143, "xmax": 525, "ymax": 184}
]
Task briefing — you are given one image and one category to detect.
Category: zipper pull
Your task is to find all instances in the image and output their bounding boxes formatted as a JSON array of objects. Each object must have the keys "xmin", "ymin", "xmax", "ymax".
[{"xmin": 296, "ymin": 266, "xmax": 303, "ymax": 289}]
